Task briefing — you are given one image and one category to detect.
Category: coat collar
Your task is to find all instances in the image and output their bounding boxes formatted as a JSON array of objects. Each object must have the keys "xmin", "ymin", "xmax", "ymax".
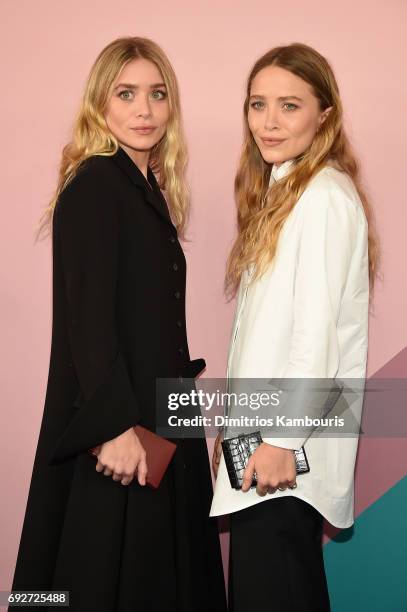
[
  {"xmin": 110, "ymin": 145, "xmax": 175, "ymax": 230},
  {"xmin": 269, "ymin": 159, "xmax": 295, "ymax": 184}
]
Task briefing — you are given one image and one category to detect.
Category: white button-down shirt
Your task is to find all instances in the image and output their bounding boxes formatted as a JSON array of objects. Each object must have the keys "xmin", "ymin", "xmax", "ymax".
[{"xmin": 210, "ymin": 159, "xmax": 369, "ymax": 528}]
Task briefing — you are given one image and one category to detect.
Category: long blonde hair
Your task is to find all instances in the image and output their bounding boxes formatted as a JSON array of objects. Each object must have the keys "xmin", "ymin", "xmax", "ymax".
[
  {"xmin": 225, "ymin": 43, "xmax": 380, "ymax": 299},
  {"xmin": 36, "ymin": 36, "xmax": 189, "ymax": 241}
]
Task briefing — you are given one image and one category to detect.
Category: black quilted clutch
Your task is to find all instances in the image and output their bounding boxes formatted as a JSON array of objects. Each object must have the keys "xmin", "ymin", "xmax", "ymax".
[{"xmin": 221, "ymin": 431, "xmax": 310, "ymax": 490}]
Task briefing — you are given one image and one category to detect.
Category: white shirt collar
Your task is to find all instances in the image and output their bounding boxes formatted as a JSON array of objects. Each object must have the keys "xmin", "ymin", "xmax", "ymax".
[{"xmin": 269, "ymin": 159, "xmax": 295, "ymax": 184}]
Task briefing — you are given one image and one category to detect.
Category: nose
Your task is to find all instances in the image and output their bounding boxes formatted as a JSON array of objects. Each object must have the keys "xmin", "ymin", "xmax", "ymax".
[
  {"xmin": 134, "ymin": 93, "xmax": 152, "ymax": 119},
  {"xmin": 264, "ymin": 103, "xmax": 280, "ymax": 131}
]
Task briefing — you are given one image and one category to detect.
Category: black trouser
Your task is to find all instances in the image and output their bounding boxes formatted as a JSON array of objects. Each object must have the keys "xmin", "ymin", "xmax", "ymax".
[{"xmin": 228, "ymin": 496, "xmax": 331, "ymax": 612}]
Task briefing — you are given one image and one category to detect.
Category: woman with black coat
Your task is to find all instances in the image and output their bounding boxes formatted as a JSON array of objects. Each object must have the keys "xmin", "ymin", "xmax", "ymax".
[{"xmin": 9, "ymin": 36, "xmax": 227, "ymax": 612}]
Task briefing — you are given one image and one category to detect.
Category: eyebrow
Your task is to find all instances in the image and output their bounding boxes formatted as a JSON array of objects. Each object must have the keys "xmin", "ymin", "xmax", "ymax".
[
  {"xmin": 113, "ymin": 82, "xmax": 167, "ymax": 91},
  {"xmin": 249, "ymin": 95, "xmax": 304, "ymax": 102}
]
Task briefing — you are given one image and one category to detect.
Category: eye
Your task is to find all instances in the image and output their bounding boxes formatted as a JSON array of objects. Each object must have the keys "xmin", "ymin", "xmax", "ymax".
[
  {"xmin": 250, "ymin": 100, "xmax": 265, "ymax": 110},
  {"xmin": 118, "ymin": 90, "xmax": 134, "ymax": 101},
  {"xmin": 283, "ymin": 103, "xmax": 298, "ymax": 111},
  {"xmin": 151, "ymin": 89, "xmax": 167, "ymax": 100}
]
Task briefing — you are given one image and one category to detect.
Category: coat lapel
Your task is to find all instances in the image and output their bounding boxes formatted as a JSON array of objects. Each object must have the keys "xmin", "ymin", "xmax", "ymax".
[{"xmin": 111, "ymin": 146, "xmax": 175, "ymax": 230}]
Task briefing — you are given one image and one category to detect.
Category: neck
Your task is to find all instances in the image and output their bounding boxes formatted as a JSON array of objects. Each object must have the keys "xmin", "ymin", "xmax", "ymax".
[{"xmin": 120, "ymin": 144, "xmax": 150, "ymax": 178}]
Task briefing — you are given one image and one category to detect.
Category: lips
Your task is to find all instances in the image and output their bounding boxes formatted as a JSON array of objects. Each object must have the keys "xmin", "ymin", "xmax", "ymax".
[
  {"xmin": 131, "ymin": 127, "xmax": 156, "ymax": 134},
  {"xmin": 261, "ymin": 138, "xmax": 286, "ymax": 145}
]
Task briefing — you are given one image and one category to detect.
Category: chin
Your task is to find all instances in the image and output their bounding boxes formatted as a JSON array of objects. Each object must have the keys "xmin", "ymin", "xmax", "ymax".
[
  {"xmin": 123, "ymin": 138, "xmax": 155, "ymax": 152},
  {"xmin": 259, "ymin": 151, "xmax": 286, "ymax": 165}
]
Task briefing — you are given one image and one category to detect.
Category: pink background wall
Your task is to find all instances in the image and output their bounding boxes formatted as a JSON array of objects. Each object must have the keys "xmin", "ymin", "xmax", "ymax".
[{"xmin": 1, "ymin": 0, "xmax": 406, "ymax": 596}]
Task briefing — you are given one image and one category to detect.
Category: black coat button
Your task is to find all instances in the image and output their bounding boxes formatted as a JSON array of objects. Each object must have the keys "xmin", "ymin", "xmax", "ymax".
[
  {"xmin": 174, "ymin": 291, "xmax": 181, "ymax": 299},
  {"xmin": 173, "ymin": 262, "xmax": 178, "ymax": 271},
  {"xmin": 176, "ymin": 320, "xmax": 182, "ymax": 328},
  {"xmin": 178, "ymin": 347, "xmax": 184, "ymax": 356}
]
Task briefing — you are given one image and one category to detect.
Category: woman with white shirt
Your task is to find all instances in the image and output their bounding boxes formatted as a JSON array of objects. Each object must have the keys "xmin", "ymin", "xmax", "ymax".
[{"xmin": 211, "ymin": 42, "xmax": 379, "ymax": 611}]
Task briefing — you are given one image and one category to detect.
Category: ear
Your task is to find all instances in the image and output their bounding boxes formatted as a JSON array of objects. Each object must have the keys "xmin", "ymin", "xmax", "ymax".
[{"xmin": 318, "ymin": 106, "xmax": 333, "ymax": 128}]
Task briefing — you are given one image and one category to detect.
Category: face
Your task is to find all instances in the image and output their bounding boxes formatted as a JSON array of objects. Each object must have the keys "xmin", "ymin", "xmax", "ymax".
[
  {"xmin": 104, "ymin": 57, "xmax": 170, "ymax": 166},
  {"xmin": 248, "ymin": 65, "xmax": 332, "ymax": 167}
]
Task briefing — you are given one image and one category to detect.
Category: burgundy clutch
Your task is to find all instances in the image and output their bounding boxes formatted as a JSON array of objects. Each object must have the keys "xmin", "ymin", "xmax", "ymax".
[{"xmin": 88, "ymin": 425, "xmax": 177, "ymax": 489}]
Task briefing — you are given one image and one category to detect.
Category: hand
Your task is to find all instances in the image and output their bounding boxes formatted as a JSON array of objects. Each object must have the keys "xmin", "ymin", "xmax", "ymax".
[
  {"xmin": 241, "ymin": 443, "xmax": 297, "ymax": 496},
  {"xmin": 94, "ymin": 427, "xmax": 148, "ymax": 486},
  {"xmin": 212, "ymin": 431, "xmax": 223, "ymax": 478}
]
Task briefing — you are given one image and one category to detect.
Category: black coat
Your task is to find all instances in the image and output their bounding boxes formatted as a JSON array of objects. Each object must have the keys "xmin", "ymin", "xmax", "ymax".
[{"xmin": 10, "ymin": 147, "xmax": 227, "ymax": 612}]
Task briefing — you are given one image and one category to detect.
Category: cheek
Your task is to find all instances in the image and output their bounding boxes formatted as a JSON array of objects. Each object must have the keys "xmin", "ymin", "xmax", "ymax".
[
  {"xmin": 106, "ymin": 100, "xmax": 133, "ymax": 131},
  {"xmin": 247, "ymin": 112, "xmax": 258, "ymax": 136},
  {"xmin": 290, "ymin": 114, "xmax": 318, "ymax": 141},
  {"xmin": 105, "ymin": 103, "xmax": 122, "ymax": 130},
  {"xmin": 157, "ymin": 103, "xmax": 170, "ymax": 128},
  {"xmin": 153, "ymin": 109, "xmax": 169, "ymax": 137}
]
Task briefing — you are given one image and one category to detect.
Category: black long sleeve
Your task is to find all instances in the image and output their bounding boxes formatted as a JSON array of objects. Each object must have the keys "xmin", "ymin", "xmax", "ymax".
[{"xmin": 49, "ymin": 161, "xmax": 140, "ymax": 464}]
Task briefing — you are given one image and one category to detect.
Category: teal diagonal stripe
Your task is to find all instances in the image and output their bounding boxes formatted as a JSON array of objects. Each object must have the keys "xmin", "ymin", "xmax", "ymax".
[{"xmin": 323, "ymin": 475, "xmax": 407, "ymax": 612}]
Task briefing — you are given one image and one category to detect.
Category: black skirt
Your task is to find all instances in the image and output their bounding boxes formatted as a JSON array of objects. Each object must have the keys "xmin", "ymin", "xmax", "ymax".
[{"xmin": 10, "ymin": 436, "xmax": 227, "ymax": 612}]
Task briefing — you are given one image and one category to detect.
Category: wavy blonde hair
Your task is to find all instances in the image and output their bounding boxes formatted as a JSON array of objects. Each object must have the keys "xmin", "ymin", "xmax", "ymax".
[
  {"xmin": 36, "ymin": 36, "xmax": 189, "ymax": 241},
  {"xmin": 225, "ymin": 42, "xmax": 380, "ymax": 300}
]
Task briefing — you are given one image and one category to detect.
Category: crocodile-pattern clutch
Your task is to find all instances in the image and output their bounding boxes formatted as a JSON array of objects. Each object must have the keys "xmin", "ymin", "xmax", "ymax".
[{"xmin": 221, "ymin": 431, "xmax": 310, "ymax": 490}]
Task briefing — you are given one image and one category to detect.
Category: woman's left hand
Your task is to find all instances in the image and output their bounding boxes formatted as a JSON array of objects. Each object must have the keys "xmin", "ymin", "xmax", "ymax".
[{"xmin": 241, "ymin": 443, "xmax": 297, "ymax": 496}]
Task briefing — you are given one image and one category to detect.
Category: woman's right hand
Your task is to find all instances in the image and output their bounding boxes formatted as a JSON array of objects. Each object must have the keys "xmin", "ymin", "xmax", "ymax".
[
  {"xmin": 212, "ymin": 431, "xmax": 223, "ymax": 479},
  {"xmin": 94, "ymin": 427, "xmax": 147, "ymax": 486}
]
